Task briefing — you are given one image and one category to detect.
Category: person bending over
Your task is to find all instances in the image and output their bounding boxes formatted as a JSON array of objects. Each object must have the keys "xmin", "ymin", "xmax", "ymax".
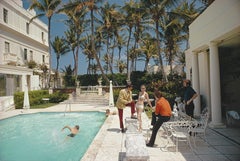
[{"xmin": 146, "ymin": 90, "xmax": 172, "ymax": 147}]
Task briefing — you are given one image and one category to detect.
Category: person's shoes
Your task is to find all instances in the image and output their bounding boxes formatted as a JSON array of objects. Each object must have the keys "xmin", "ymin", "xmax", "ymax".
[
  {"xmin": 121, "ymin": 128, "xmax": 127, "ymax": 133},
  {"xmin": 146, "ymin": 143, "xmax": 153, "ymax": 147},
  {"xmin": 131, "ymin": 115, "xmax": 137, "ymax": 119}
]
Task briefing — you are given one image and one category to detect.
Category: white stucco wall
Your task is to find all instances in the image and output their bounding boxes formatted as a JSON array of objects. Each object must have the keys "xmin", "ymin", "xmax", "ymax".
[
  {"xmin": 189, "ymin": 0, "xmax": 240, "ymax": 51},
  {"xmin": 186, "ymin": 0, "xmax": 240, "ymax": 127}
]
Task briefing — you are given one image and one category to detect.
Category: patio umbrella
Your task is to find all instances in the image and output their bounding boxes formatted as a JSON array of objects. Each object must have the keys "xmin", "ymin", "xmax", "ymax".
[
  {"xmin": 23, "ymin": 84, "xmax": 30, "ymax": 109},
  {"xmin": 109, "ymin": 80, "xmax": 114, "ymax": 108}
]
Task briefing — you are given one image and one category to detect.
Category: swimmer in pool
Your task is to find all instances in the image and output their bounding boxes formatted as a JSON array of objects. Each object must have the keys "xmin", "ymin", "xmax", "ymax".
[{"xmin": 61, "ymin": 125, "xmax": 79, "ymax": 137}]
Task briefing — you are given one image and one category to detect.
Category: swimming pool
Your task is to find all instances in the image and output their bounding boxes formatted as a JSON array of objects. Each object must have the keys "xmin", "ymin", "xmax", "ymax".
[{"xmin": 0, "ymin": 112, "xmax": 105, "ymax": 161}]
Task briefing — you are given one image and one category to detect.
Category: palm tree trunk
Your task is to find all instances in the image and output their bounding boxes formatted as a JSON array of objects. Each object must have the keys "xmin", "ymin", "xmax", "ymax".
[
  {"xmin": 126, "ymin": 27, "xmax": 132, "ymax": 81},
  {"xmin": 90, "ymin": 10, "xmax": 109, "ymax": 84},
  {"xmin": 155, "ymin": 21, "xmax": 167, "ymax": 82},
  {"xmin": 48, "ymin": 17, "xmax": 52, "ymax": 88}
]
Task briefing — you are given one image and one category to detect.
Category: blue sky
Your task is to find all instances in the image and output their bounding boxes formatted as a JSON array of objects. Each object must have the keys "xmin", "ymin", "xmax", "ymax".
[
  {"xmin": 22, "ymin": 0, "xmax": 202, "ymax": 74},
  {"xmin": 23, "ymin": 0, "xmax": 143, "ymax": 74}
]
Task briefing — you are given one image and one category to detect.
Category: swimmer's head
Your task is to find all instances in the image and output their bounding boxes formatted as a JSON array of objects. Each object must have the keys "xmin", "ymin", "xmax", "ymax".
[{"xmin": 75, "ymin": 125, "xmax": 79, "ymax": 130}]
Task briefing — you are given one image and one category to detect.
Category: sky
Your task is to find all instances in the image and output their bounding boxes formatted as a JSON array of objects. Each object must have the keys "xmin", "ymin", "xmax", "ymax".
[
  {"xmin": 23, "ymin": 0, "xmax": 143, "ymax": 75},
  {"xmin": 22, "ymin": 0, "xmax": 203, "ymax": 75}
]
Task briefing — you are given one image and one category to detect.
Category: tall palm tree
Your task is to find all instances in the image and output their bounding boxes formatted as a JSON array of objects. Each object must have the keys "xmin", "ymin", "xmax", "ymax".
[
  {"xmin": 122, "ymin": 0, "xmax": 136, "ymax": 81},
  {"xmin": 141, "ymin": 0, "xmax": 177, "ymax": 82},
  {"xmin": 29, "ymin": 0, "xmax": 61, "ymax": 88},
  {"xmin": 160, "ymin": 12, "xmax": 182, "ymax": 74},
  {"xmin": 82, "ymin": 0, "xmax": 109, "ymax": 83},
  {"xmin": 64, "ymin": 28, "xmax": 77, "ymax": 75},
  {"xmin": 172, "ymin": 1, "xmax": 205, "ymax": 49},
  {"xmin": 51, "ymin": 36, "xmax": 69, "ymax": 73},
  {"xmin": 51, "ymin": 36, "xmax": 69, "ymax": 87},
  {"xmin": 81, "ymin": 36, "xmax": 94, "ymax": 74},
  {"xmin": 137, "ymin": 33, "xmax": 158, "ymax": 71},
  {"xmin": 59, "ymin": 1, "xmax": 87, "ymax": 81},
  {"xmin": 98, "ymin": 2, "xmax": 124, "ymax": 75}
]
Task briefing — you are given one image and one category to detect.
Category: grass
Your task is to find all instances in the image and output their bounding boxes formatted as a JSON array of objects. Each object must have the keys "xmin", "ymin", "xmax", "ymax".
[{"xmin": 30, "ymin": 103, "xmax": 58, "ymax": 109}]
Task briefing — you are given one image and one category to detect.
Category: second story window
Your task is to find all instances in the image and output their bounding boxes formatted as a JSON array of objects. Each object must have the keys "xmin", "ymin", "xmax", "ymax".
[
  {"xmin": 24, "ymin": 49, "xmax": 27, "ymax": 61},
  {"xmin": 41, "ymin": 32, "xmax": 44, "ymax": 42},
  {"xmin": 26, "ymin": 23, "xmax": 29, "ymax": 34},
  {"xmin": 3, "ymin": 8, "xmax": 8, "ymax": 23},
  {"xmin": 5, "ymin": 42, "xmax": 10, "ymax": 53},
  {"xmin": 30, "ymin": 50, "xmax": 33, "ymax": 60},
  {"xmin": 42, "ymin": 55, "xmax": 45, "ymax": 63}
]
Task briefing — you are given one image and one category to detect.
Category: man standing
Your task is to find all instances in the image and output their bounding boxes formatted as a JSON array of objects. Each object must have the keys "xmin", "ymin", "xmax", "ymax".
[
  {"xmin": 183, "ymin": 79, "xmax": 198, "ymax": 118},
  {"xmin": 116, "ymin": 83, "xmax": 136, "ymax": 133}
]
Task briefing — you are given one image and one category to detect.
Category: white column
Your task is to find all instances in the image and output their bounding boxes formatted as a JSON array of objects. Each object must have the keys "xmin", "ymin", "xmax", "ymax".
[
  {"xmin": 109, "ymin": 80, "xmax": 114, "ymax": 108},
  {"xmin": 199, "ymin": 51, "xmax": 211, "ymax": 114},
  {"xmin": 209, "ymin": 42, "xmax": 224, "ymax": 127},
  {"xmin": 192, "ymin": 52, "xmax": 201, "ymax": 117},
  {"xmin": 21, "ymin": 75, "xmax": 27, "ymax": 92}
]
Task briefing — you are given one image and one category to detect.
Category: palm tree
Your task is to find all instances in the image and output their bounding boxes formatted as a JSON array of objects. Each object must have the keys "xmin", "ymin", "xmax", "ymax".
[
  {"xmin": 160, "ymin": 12, "xmax": 182, "ymax": 74},
  {"xmin": 51, "ymin": 36, "xmax": 69, "ymax": 73},
  {"xmin": 137, "ymin": 33, "xmax": 158, "ymax": 71},
  {"xmin": 141, "ymin": 0, "xmax": 178, "ymax": 82},
  {"xmin": 64, "ymin": 28, "xmax": 77, "ymax": 75},
  {"xmin": 81, "ymin": 36, "xmax": 95, "ymax": 74},
  {"xmin": 51, "ymin": 36, "xmax": 69, "ymax": 87},
  {"xmin": 98, "ymin": 2, "xmax": 124, "ymax": 75},
  {"xmin": 172, "ymin": 1, "xmax": 205, "ymax": 49},
  {"xmin": 115, "ymin": 60, "xmax": 127, "ymax": 73},
  {"xmin": 29, "ymin": 0, "xmax": 61, "ymax": 88},
  {"xmin": 122, "ymin": 0, "xmax": 136, "ymax": 81},
  {"xmin": 59, "ymin": 1, "xmax": 87, "ymax": 81},
  {"xmin": 81, "ymin": 0, "xmax": 109, "ymax": 84}
]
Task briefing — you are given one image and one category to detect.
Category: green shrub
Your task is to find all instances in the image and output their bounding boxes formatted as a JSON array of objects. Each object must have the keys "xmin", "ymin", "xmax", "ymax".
[
  {"xmin": 14, "ymin": 92, "xmax": 24, "ymax": 109},
  {"xmin": 49, "ymin": 91, "xmax": 68, "ymax": 103},
  {"xmin": 14, "ymin": 90, "xmax": 68, "ymax": 109}
]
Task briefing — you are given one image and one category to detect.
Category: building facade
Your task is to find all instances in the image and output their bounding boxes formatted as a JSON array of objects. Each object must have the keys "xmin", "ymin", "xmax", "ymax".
[
  {"xmin": 0, "ymin": 0, "xmax": 49, "ymax": 111},
  {"xmin": 185, "ymin": 0, "xmax": 240, "ymax": 127}
]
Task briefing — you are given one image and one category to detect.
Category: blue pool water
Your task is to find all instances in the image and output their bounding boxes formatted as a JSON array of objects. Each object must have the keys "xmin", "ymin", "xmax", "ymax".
[{"xmin": 0, "ymin": 112, "xmax": 105, "ymax": 161}]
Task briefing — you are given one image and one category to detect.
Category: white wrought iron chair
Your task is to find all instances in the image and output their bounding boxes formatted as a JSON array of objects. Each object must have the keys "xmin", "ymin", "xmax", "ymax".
[
  {"xmin": 161, "ymin": 121, "xmax": 194, "ymax": 152},
  {"xmin": 189, "ymin": 112, "xmax": 209, "ymax": 147}
]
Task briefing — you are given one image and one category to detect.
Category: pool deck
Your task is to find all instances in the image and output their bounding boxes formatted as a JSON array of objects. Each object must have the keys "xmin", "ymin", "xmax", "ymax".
[{"xmin": 1, "ymin": 103, "xmax": 240, "ymax": 161}]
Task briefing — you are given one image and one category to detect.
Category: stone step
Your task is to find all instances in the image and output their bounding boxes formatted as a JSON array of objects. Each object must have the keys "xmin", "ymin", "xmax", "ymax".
[{"xmin": 63, "ymin": 93, "xmax": 109, "ymax": 106}]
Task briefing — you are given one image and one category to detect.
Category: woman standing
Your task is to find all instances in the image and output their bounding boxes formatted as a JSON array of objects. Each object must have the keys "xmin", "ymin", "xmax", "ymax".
[{"xmin": 135, "ymin": 85, "xmax": 152, "ymax": 131}]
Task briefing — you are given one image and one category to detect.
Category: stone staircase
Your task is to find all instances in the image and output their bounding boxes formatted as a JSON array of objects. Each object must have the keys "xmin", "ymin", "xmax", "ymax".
[{"xmin": 63, "ymin": 93, "xmax": 109, "ymax": 106}]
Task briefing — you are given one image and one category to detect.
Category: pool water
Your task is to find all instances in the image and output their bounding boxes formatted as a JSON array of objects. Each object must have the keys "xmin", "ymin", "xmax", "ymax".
[{"xmin": 0, "ymin": 112, "xmax": 105, "ymax": 161}]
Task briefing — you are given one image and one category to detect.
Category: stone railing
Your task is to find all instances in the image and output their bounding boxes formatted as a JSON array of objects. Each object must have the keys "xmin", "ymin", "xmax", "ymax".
[
  {"xmin": 4, "ymin": 53, "xmax": 17, "ymax": 63},
  {"xmin": 0, "ymin": 96, "xmax": 14, "ymax": 112}
]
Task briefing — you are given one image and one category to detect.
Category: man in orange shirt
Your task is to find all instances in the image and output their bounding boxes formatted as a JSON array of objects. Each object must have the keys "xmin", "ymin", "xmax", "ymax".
[{"xmin": 146, "ymin": 90, "xmax": 172, "ymax": 147}]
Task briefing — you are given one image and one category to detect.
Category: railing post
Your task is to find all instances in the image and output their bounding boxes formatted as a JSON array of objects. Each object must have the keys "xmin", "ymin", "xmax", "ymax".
[
  {"xmin": 109, "ymin": 80, "xmax": 114, "ymax": 108},
  {"xmin": 98, "ymin": 80, "xmax": 102, "ymax": 95}
]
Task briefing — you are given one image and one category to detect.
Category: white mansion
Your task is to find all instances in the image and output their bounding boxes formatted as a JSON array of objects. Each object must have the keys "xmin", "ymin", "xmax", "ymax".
[
  {"xmin": 185, "ymin": 0, "xmax": 240, "ymax": 127},
  {"xmin": 0, "ymin": 0, "xmax": 49, "ymax": 110}
]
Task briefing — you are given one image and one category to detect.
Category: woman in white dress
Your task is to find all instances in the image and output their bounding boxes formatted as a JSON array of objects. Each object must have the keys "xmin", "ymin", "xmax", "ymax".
[{"xmin": 135, "ymin": 85, "xmax": 153, "ymax": 131}]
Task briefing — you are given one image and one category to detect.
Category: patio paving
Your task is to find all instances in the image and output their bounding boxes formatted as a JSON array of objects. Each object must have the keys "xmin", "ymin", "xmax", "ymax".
[{"xmin": 1, "ymin": 100, "xmax": 240, "ymax": 161}]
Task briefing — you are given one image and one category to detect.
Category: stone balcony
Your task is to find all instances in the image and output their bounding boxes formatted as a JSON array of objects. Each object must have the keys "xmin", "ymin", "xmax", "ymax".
[{"xmin": 3, "ymin": 53, "xmax": 18, "ymax": 65}]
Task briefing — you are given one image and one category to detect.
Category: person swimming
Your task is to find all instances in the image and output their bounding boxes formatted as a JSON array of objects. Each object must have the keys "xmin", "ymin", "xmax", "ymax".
[{"xmin": 61, "ymin": 125, "xmax": 79, "ymax": 137}]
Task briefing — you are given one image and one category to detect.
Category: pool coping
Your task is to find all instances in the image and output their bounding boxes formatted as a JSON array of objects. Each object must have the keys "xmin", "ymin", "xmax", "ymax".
[{"xmin": 81, "ymin": 114, "xmax": 113, "ymax": 161}]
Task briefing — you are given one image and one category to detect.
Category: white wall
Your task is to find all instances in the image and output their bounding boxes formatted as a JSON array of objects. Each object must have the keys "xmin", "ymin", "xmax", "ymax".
[{"xmin": 189, "ymin": 0, "xmax": 240, "ymax": 51}]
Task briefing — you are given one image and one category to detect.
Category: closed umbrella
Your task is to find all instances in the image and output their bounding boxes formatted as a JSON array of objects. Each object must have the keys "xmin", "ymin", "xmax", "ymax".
[{"xmin": 23, "ymin": 84, "xmax": 30, "ymax": 109}]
